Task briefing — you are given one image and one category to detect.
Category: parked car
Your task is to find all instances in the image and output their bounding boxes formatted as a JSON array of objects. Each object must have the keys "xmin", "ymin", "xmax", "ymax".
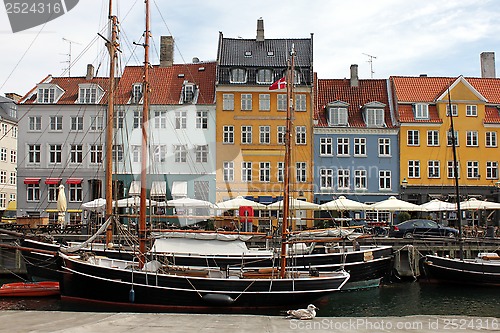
[{"xmin": 389, "ymin": 219, "xmax": 459, "ymax": 239}]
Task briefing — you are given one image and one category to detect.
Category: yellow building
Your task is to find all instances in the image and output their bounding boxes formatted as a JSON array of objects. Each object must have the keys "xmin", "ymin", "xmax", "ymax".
[{"xmin": 215, "ymin": 19, "xmax": 315, "ymax": 229}]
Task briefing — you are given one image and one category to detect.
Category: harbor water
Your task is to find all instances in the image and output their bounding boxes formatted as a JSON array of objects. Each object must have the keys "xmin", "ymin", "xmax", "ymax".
[{"xmin": 1, "ymin": 280, "xmax": 499, "ymax": 317}]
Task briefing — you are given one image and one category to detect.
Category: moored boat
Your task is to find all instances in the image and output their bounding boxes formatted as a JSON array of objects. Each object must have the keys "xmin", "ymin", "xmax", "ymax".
[{"xmin": 0, "ymin": 281, "xmax": 59, "ymax": 297}]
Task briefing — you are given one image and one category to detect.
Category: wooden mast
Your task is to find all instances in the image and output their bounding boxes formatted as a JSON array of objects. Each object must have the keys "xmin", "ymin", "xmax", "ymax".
[
  {"xmin": 138, "ymin": 0, "xmax": 151, "ymax": 268},
  {"xmin": 447, "ymin": 86, "xmax": 464, "ymax": 260},
  {"xmin": 105, "ymin": 0, "xmax": 118, "ymax": 245},
  {"xmin": 280, "ymin": 45, "xmax": 295, "ymax": 279}
]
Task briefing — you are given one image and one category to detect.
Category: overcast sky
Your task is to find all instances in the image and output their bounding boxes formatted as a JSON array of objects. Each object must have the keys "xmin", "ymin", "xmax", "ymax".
[{"xmin": 1, "ymin": 0, "xmax": 500, "ymax": 96}]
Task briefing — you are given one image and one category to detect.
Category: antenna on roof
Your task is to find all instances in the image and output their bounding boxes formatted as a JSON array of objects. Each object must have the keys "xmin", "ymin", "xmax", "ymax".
[
  {"xmin": 362, "ymin": 53, "xmax": 377, "ymax": 78},
  {"xmin": 62, "ymin": 37, "xmax": 82, "ymax": 77}
]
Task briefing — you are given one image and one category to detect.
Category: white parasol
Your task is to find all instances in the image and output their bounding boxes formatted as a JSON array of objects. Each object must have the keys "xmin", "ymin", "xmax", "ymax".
[
  {"xmin": 319, "ymin": 196, "xmax": 369, "ymax": 211},
  {"xmin": 57, "ymin": 185, "xmax": 67, "ymax": 226},
  {"xmin": 216, "ymin": 196, "xmax": 267, "ymax": 210}
]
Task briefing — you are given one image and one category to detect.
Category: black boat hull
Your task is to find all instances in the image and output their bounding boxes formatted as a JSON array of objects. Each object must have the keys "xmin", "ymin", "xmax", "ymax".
[{"xmin": 421, "ymin": 255, "xmax": 500, "ymax": 287}]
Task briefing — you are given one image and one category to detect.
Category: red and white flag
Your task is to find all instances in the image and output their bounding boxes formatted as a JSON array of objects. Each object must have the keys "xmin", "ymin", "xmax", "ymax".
[{"xmin": 269, "ymin": 77, "xmax": 286, "ymax": 90}]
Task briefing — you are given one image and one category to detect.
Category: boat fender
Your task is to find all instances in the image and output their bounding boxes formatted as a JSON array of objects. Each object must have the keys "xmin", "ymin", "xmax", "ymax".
[
  {"xmin": 129, "ymin": 288, "xmax": 135, "ymax": 303},
  {"xmin": 202, "ymin": 293, "xmax": 234, "ymax": 305}
]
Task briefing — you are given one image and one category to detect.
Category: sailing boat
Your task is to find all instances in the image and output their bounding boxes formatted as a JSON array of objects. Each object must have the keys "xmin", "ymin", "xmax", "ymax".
[
  {"xmin": 421, "ymin": 87, "xmax": 500, "ymax": 287},
  {"xmin": 58, "ymin": 0, "xmax": 349, "ymax": 310}
]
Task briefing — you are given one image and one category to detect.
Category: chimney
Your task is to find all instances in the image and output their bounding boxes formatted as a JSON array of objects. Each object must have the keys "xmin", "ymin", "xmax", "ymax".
[
  {"xmin": 160, "ymin": 36, "xmax": 174, "ymax": 68},
  {"xmin": 350, "ymin": 64, "xmax": 359, "ymax": 87},
  {"xmin": 256, "ymin": 18, "xmax": 264, "ymax": 42},
  {"xmin": 480, "ymin": 52, "xmax": 496, "ymax": 78},
  {"xmin": 86, "ymin": 64, "xmax": 94, "ymax": 80}
]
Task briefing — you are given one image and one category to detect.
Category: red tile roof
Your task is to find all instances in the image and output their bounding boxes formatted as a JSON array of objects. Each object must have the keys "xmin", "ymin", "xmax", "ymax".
[
  {"xmin": 115, "ymin": 62, "xmax": 216, "ymax": 105},
  {"xmin": 315, "ymin": 78, "xmax": 395, "ymax": 128}
]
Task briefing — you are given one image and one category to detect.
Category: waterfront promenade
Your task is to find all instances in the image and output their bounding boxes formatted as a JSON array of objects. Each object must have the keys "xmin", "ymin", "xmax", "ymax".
[{"xmin": 0, "ymin": 311, "xmax": 498, "ymax": 333}]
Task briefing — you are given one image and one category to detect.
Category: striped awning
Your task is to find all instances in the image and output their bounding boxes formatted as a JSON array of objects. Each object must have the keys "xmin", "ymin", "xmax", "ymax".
[
  {"xmin": 66, "ymin": 178, "xmax": 83, "ymax": 185},
  {"xmin": 45, "ymin": 178, "xmax": 62, "ymax": 185},
  {"xmin": 24, "ymin": 178, "xmax": 41, "ymax": 184}
]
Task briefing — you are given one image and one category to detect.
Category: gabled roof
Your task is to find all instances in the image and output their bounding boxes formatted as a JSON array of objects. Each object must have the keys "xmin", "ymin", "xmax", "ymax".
[
  {"xmin": 315, "ymin": 78, "xmax": 395, "ymax": 128},
  {"xmin": 21, "ymin": 76, "xmax": 110, "ymax": 105},
  {"xmin": 218, "ymin": 36, "xmax": 312, "ymax": 68},
  {"xmin": 115, "ymin": 62, "xmax": 216, "ymax": 105}
]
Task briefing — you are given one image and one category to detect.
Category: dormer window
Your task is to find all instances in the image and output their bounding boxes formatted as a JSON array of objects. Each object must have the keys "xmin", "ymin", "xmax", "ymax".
[
  {"xmin": 230, "ymin": 68, "xmax": 247, "ymax": 83},
  {"xmin": 37, "ymin": 83, "xmax": 64, "ymax": 104},
  {"xmin": 181, "ymin": 81, "xmax": 198, "ymax": 104},
  {"xmin": 365, "ymin": 108, "xmax": 385, "ymax": 127},
  {"xmin": 244, "ymin": 51, "xmax": 252, "ymax": 57},
  {"xmin": 131, "ymin": 83, "xmax": 143, "ymax": 104},
  {"xmin": 257, "ymin": 69, "xmax": 273, "ymax": 84},
  {"xmin": 414, "ymin": 103, "xmax": 429, "ymax": 119},
  {"xmin": 78, "ymin": 83, "xmax": 104, "ymax": 104},
  {"xmin": 326, "ymin": 101, "xmax": 349, "ymax": 126}
]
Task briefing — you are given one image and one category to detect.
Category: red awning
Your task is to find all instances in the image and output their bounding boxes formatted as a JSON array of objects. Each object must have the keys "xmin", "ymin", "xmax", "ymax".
[
  {"xmin": 24, "ymin": 178, "xmax": 41, "ymax": 185},
  {"xmin": 45, "ymin": 178, "xmax": 62, "ymax": 185},
  {"xmin": 66, "ymin": 178, "xmax": 83, "ymax": 185}
]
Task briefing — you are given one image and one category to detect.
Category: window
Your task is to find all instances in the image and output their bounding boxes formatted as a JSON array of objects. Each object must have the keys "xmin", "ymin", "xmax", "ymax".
[
  {"xmin": 259, "ymin": 94, "xmax": 270, "ymax": 111},
  {"xmin": 277, "ymin": 126, "xmax": 286, "ymax": 145},
  {"xmin": 447, "ymin": 130, "xmax": 459, "ymax": 146},
  {"xmin": 378, "ymin": 138, "xmax": 391, "ymax": 156},
  {"xmin": 428, "ymin": 160, "xmax": 440, "ymax": 178},
  {"xmin": 295, "ymin": 126, "xmax": 306, "ymax": 145},
  {"xmin": 29, "ymin": 116, "xmax": 42, "ymax": 131},
  {"xmin": 427, "ymin": 130, "xmax": 439, "ymax": 146},
  {"xmin": 277, "ymin": 162, "xmax": 284, "ymax": 183},
  {"xmin": 295, "ymin": 94, "xmax": 306, "ymax": 111},
  {"xmin": 71, "ymin": 116, "xmax": 84, "ymax": 131},
  {"xmin": 153, "ymin": 145, "xmax": 167, "ymax": 162},
  {"xmin": 259, "ymin": 162, "xmax": 270, "ymax": 182},
  {"xmin": 466, "ymin": 105, "xmax": 477, "ymax": 116},
  {"xmin": 133, "ymin": 111, "xmax": 142, "ymax": 128},
  {"xmin": 414, "ymin": 103, "xmax": 429, "ymax": 119},
  {"xmin": 338, "ymin": 169, "xmax": 350, "ymax": 190},
  {"xmin": 49, "ymin": 144, "xmax": 62, "ymax": 164},
  {"xmin": 486, "ymin": 161, "xmax": 498, "ymax": 179},
  {"xmin": 194, "ymin": 181, "xmax": 209, "ymax": 201},
  {"xmin": 182, "ymin": 84, "xmax": 195, "ymax": 103},
  {"xmin": 365, "ymin": 108, "xmax": 384, "ymax": 127},
  {"xmin": 154, "ymin": 110, "xmax": 168, "ymax": 129},
  {"xmin": 223, "ymin": 161, "xmax": 234, "ymax": 182},
  {"xmin": 337, "ymin": 138, "xmax": 349, "ymax": 156},
  {"xmin": 354, "ymin": 169, "xmax": 367, "ymax": 189},
  {"xmin": 257, "ymin": 69, "xmax": 273, "ymax": 84},
  {"xmin": 114, "ymin": 110, "xmax": 124, "ymax": 129},
  {"xmin": 28, "ymin": 144, "xmax": 41, "ymax": 164},
  {"xmin": 230, "ymin": 68, "xmax": 247, "ymax": 83},
  {"xmin": 296, "ymin": 162, "xmax": 307, "ymax": 183},
  {"xmin": 259, "ymin": 126, "xmax": 270, "ymax": 144},
  {"xmin": 79, "ymin": 87, "xmax": 97, "ymax": 103},
  {"xmin": 48, "ymin": 184, "xmax": 58, "ymax": 202},
  {"xmin": 132, "ymin": 146, "xmax": 141, "ymax": 163},
  {"xmin": 466, "ymin": 131, "xmax": 478, "ymax": 146},
  {"xmin": 131, "ymin": 83, "xmax": 143, "ymax": 104},
  {"xmin": 90, "ymin": 116, "xmax": 104, "ymax": 131},
  {"xmin": 319, "ymin": 168, "xmax": 333, "ymax": 189},
  {"xmin": 354, "ymin": 138, "xmax": 366, "ymax": 156},
  {"xmin": 241, "ymin": 94, "xmax": 252, "ymax": 111},
  {"xmin": 446, "ymin": 104, "xmax": 458, "ymax": 116},
  {"xmin": 408, "ymin": 160, "xmax": 420, "ymax": 178},
  {"xmin": 379, "ymin": 170, "xmax": 391, "ymax": 190},
  {"xmin": 175, "ymin": 111, "xmax": 187, "ymax": 129},
  {"xmin": 1, "ymin": 124, "xmax": 6, "ymax": 134},
  {"xmin": 328, "ymin": 107, "xmax": 348, "ymax": 126},
  {"xmin": 467, "ymin": 161, "xmax": 479, "ymax": 178},
  {"xmin": 242, "ymin": 162, "xmax": 252, "ymax": 182},
  {"xmin": 27, "ymin": 184, "xmax": 40, "ymax": 202},
  {"xmin": 277, "ymin": 94, "xmax": 287, "ymax": 111},
  {"xmin": 50, "ymin": 116, "xmax": 63, "ymax": 131},
  {"xmin": 10, "ymin": 172, "xmax": 16, "ymax": 185},
  {"xmin": 486, "ymin": 132, "xmax": 497, "ymax": 147},
  {"xmin": 69, "ymin": 183, "xmax": 83, "ymax": 202},
  {"xmin": 447, "ymin": 161, "xmax": 460, "ymax": 179},
  {"xmin": 223, "ymin": 125, "xmax": 234, "ymax": 144},
  {"xmin": 11, "ymin": 127, "xmax": 17, "ymax": 138},
  {"xmin": 223, "ymin": 94, "xmax": 234, "ymax": 111},
  {"xmin": 0, "ymin": 171, "xmax": 6, "ymax": 184},
  {"xmin": 320, "ymin": 137, "xmax": 333, "ymax": 156},
  {"xmin": 196, "ymin": 111, "xmax": 208, "ymax": 129},
  {"xmin": 10, "ymin": 150, "xmax": 16, "ymax": 164},
  {"xmin": 0, "ymin": 148, "xmax": 6, "ymax": 162},
  {"xmin": 70, "ymin": 144, "xmax": 83, "ymax": 164},
  {"xmin": 196, "ymin": 145, "xmax": 208, "ymax": 163},
  {"xmin": 37, "ymin": 88, "xmax": 55, "ymax": 103},
  {"xmin": 241, "ymin": 126, "xmax": 252, "ymax": 144},
  {"xmin": 407, "ymin": 130, "xmax": 419, "ymax": 146},
  {"xmin": 112, "ymin": 145, "xmax": 123, "ymax": 162},
  {"xmin": 90, "ymin": 144, "xmax": 103, "ymax": 164},
  {"xmin": 174, "ymin": 145, "xmax": 187, "ymax": 163}
]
